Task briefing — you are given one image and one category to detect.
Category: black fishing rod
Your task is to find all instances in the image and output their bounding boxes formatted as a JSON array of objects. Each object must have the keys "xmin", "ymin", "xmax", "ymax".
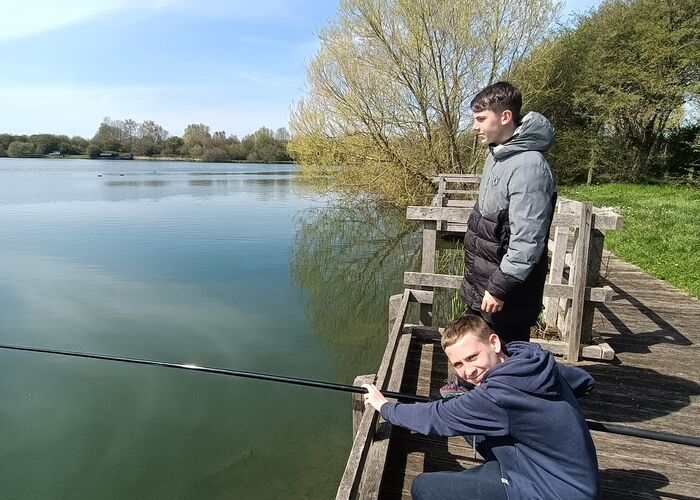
[
  {"xmin": 0, "ymin": 343, "xmax": 425, "ymax": 403},
  {"xmin": 2, "ymin": 343, "xmax": 699, "ymax": 448}
]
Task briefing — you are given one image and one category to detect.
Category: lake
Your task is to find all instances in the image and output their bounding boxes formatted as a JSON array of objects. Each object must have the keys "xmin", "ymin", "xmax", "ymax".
[{"xmin": 0, "ymin": 158, "xmax": 420, "ymax": 499}]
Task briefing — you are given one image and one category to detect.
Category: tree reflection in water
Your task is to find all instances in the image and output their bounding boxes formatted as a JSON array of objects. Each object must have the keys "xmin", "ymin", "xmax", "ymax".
[{"xmin": 291, "ymin": 198, "xmax": 421, "ymax": 384}]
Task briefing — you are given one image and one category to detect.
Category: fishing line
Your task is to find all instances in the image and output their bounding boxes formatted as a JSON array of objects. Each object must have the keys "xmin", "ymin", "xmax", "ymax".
[{"xmin": 2, "ymin": 343, "xmax": 698, "ymax": 448}]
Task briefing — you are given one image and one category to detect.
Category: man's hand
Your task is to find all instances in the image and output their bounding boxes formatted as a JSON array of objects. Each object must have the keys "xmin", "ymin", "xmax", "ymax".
[
  {"xmin": 362, "ymin": 383, "xmax": 389, "ymax": 412},
  {"xmin": 481, "ymin": 290, "xmax": 504, "ymax": 313}
]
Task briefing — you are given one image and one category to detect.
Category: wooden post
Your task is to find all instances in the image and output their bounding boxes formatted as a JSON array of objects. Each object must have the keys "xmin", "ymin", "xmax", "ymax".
[
  {"xmin": 420, "ymin": 221, "xmax": 436, "ymax": 326},
  {"xmin": 436, "ymin": 175, "xmax": 447, "ymax": 231},
  {"xmin": 388, "ymin": 294, "xmax": 402, "ymax": 335},
  {"xmin": 567, "ymin": 202, "xmax": 593, "ymax": 362},
  {"xmin": 580, "ymin": 229, "xmax": 605, "ymax": 344},
  {"xmin": 352, "ymin": 374, "xmax": 376, "ymax": 438},
  {"xmin": 545, "ymin": 226, "xmax": 569, "ymax": 333}
]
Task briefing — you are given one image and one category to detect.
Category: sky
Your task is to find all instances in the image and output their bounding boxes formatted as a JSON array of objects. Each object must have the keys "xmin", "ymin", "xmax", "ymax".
[{"xmin": 0, "ymin": 0, "xmax": 602, "ymax": 140}]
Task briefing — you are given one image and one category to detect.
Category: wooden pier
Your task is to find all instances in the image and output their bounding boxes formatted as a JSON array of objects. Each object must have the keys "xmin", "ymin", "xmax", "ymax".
[
  {"xmin": 339, "ymin": 256, "xmax": 700, "ymax": 499},
  {"xmin": 336, "ymin": 176, "xmax": 700, "ymax": 499}
]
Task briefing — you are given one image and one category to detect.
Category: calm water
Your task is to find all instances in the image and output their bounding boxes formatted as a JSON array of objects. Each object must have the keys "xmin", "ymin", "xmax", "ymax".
[{"xmin": 0, "ymin": 158, "xmax": 420, "ymax": 499}]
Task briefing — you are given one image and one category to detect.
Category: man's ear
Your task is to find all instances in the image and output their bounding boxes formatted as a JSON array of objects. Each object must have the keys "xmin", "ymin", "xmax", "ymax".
[
  {"xmin": 489, "ymin": 333, "xmax": 502, "ymax": 353},
  {"xmin": 500, "ymin": 109, "xmax": 513, "ymax": 125}
]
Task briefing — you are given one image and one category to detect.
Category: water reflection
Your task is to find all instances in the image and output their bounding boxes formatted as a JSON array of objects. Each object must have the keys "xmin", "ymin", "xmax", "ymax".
[
  {"xmin": 0, "ymin": 160, "xmax": 423, "ymax": 498},
  {"xmin": 290, "ymin": 200, "xmax": 421, "ymax": 383}
]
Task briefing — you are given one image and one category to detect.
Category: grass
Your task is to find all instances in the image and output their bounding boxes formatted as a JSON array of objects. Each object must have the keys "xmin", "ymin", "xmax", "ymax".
[{"xmin": 559, "ymin": 184, "xmax": 700, "ymax": 298}]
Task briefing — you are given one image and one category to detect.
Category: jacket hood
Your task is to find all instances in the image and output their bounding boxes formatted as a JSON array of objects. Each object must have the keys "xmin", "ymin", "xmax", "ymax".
[
  {"xmin": 491, "ymin": 111, "xmax": 555, "ymax": 160},
  {"xmin": 482, "ymin": 342, "xmax": 562, "ymax": 397}
]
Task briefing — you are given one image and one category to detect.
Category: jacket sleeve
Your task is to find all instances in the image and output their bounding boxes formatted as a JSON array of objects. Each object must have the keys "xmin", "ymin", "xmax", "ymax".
[
  {"xmin": 557, "ymin": 364, "xmax": 595, "ymax": 398},
  {"xmin": 487, "ymin": 159, "xmax": 555, "ymax": 300},
  {"xmin": 379, "ymin": 389, "xmax": 509, "ymax": 438}
]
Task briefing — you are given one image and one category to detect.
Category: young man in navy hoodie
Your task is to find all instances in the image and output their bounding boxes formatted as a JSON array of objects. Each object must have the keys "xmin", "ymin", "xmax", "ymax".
[{"xmin": 363, "ymin": 315, "xmax": 600, "ymax": 500}]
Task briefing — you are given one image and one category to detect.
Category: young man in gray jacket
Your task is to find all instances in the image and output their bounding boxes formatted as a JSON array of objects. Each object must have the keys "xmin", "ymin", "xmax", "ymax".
[{"xmin": 460, "ymin": 82, "xmax": 557, "ymax": 344}]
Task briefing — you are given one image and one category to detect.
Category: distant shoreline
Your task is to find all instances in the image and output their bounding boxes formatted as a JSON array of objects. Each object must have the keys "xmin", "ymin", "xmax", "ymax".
[{"xmin": 1, "ymin": 154, "xmax": 295, "ymax": 165}]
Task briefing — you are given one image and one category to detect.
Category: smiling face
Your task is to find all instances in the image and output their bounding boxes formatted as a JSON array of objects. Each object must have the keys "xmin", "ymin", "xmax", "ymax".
[
  {"xmin": 471, "ymin": 108, "xmax": 515, "ymax": 145},
  {"xmin": 444, "ymin": 332, "xmax": 506, "ymax": 386}
]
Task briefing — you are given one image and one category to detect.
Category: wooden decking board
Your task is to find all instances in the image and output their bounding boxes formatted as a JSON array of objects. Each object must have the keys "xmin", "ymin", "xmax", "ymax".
[{"xmin": 372, "ymin": 254, "xmax": 700, "ymax": 499}]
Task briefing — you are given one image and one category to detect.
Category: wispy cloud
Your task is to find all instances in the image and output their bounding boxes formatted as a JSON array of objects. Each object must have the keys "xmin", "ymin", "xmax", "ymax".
[
  {"xmin": 1, "ymin": 0, "xmax": 300, "ymax": 41},
  {"xmin": 0, "ymin": 1, "xmax": 142, "ymax": 41}
]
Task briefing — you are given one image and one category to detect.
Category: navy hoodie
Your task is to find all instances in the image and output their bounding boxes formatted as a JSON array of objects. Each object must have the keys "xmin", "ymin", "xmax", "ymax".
[{"xmin": 380, "ymin": 342, "xmax": 600, "ymax": 499}]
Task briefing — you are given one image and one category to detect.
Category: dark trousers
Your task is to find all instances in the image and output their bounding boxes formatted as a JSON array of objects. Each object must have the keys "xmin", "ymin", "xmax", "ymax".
[
  {"xmin": 410, "ymin": 460, "xmax": 508, "ymax": 500},
  {"xmin": 467, "ymin": 307, "xmax": 531, "ymax": 344}
]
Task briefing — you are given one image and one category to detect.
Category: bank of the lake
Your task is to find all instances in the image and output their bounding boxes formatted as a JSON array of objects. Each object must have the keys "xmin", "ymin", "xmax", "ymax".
[{"xmin": 0, "ymin": 157, "xmax": 421, "ymax": 499}]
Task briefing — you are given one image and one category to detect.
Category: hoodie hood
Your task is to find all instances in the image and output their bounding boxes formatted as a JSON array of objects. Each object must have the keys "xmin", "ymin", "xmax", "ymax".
[
  {"xmin": 482, "ymin": 342, "xmax": 562, "ymax": 398},
  {"xmin": 492, "ymin": 111, "xmax": 555, "ymax": 161}
]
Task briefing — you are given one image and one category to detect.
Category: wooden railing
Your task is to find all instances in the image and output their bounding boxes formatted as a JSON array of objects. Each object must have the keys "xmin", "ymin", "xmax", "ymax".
[
  {"xmin": 335, "ymin": 175, "xmax": 624, "ymax": 499},
  {"xmin": 406, "ymin": 174, "xmax": 623, "ymax": 361}
]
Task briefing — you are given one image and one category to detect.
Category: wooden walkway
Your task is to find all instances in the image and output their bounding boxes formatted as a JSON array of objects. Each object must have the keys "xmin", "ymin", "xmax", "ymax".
[{"xmin": 377, "ymin": 254, "xmax": 700, "ymax": 499}]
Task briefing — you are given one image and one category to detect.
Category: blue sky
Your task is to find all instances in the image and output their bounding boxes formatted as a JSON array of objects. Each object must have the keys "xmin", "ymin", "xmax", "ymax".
[{"xmin": 0, "ymin": 0, "xmax": 601, "ymax": 139}]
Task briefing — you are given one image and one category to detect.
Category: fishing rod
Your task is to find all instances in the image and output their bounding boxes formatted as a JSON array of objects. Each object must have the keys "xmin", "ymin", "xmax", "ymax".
[
  {"xmin": 0, "ymin": 343, "xmax": 425, "ymax": 403},
  {"xmin": 2, "ymin": 343, "xmax": 699, "ymax": 448}
]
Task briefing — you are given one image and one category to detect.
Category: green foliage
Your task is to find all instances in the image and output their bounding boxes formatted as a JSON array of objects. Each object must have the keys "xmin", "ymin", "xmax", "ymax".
[
  {"xmin": 513, "ymin": 0, "xmax": 700, "ymax": 183},
  {"xmin": 7, "ymin": 141, "xmax": 37, "ymax": 157},
  {"xmin": 0, "ymin": 133, "xmax": 88, "ymax": 157},
  {"xmin": 560, "ymin": 183, "xmax": 700, "ymax": 297},
  {"xmin": 661, "ymin": 123, "xmax": 700, "ymax": 180},
  {"xmin": 240, "ymin": 127, "xmax": 290, "ymax": 162},
  {"xmin": 182, "ymin": 123, "xmax": 211, "ymax": 156},
  {"xmin": 290, "ymin": 0, "xmax": 561, "ymax": 207},
  {"xmin": 91, "ymin": 117, "xmax": 128, "ymax": 152}
]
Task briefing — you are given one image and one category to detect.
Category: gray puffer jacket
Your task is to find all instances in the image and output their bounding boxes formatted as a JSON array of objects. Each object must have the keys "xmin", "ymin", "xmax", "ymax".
[{"xmin": 460, "ymin": 112, "xmax": 557, "ymax": 327}]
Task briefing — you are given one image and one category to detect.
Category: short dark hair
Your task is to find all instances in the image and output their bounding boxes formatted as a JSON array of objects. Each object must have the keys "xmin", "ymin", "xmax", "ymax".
[
  {"xmin": 441, "ymin": 314, "xmax": 494, "ymax": 350},
  {"xmin": 470, "ymin": 81, "xmax": 522, "ymax": 118}
]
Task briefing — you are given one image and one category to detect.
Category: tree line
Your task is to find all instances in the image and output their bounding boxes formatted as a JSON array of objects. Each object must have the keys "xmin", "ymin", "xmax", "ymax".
[
  {"xmin": 289, "ymin": 0, "xmax": 700, "ymax": 206},
  {"xmin": 0, "ymin": 119, "xmax": 292, "ymax": 163}
]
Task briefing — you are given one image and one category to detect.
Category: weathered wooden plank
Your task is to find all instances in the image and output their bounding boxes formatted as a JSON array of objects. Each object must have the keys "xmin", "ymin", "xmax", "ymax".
[
  {"xmin": 403, "ymin": 272, "xmax": 612, "ymax": 303},
  {"xmin": 546, "ymin": 283, "xmax": 613, "ymax": 303},
  {"xmin": 352, "ymin": 374, "xmax": 375, "ymax": 437},
  {"xmin": 389, "ymin": 294, "xmax": 402, "ymax": 334},
  {"xmin": 408, "ymin": 289, "xmax": 434, "ymax": 305},
  {"xmin": 432, "ymin": 174, "xmax": 481, "ymax": 183},
  {"xmin": 442, "ymin": 189, "xmax": 479, "ymax": 195},
  {"xmin": 404, "ymin": 325, "xmax": 443, "ymax": 342},
  {"xmin": 443, "ymin": 200, "xmax": 476, "ymax": 209},
  {"xmin": 582, "ymin": 229, "xmax": 606, "ymax": 344},
  {"xmin": 420, "ymin": 221, "xmax": 437, "ymax": 326},
  {"xmin": 545, "ymin": 226, "xmax": 570, "ymax": 330},
  {"xmin": 404, "ymin": 272, "xmax": 462, "ymax": 289},
  {"xmin": 421, "ymin": 221, "xmax": 437, "ymax": 274},
  {"xmin": 552, "ymin": 212, "xmax": 622, "ymax": 231},
  {"xmin": 436, "ymin": 177, "xmax": 447, "ymax": 231},
  {"xmin": 530, "ymin": 338, "xmax": 614, "ymax": 360},
  {"xmin": 568, "ymin": 202, "xmax": 593, "ymax": 361},
  {"xmin": 438, "ymin": 221, "xmax": 468, "ymax": 232},
  {"xmin": 406, "ymin": 206, "xmax": 471, "ymax": 223}
]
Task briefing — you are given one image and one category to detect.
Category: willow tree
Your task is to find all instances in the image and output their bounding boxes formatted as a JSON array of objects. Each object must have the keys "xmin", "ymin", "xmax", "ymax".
[{"xmin": 289, "ymin": 0, "xmax": 561, "ymax": 206}]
